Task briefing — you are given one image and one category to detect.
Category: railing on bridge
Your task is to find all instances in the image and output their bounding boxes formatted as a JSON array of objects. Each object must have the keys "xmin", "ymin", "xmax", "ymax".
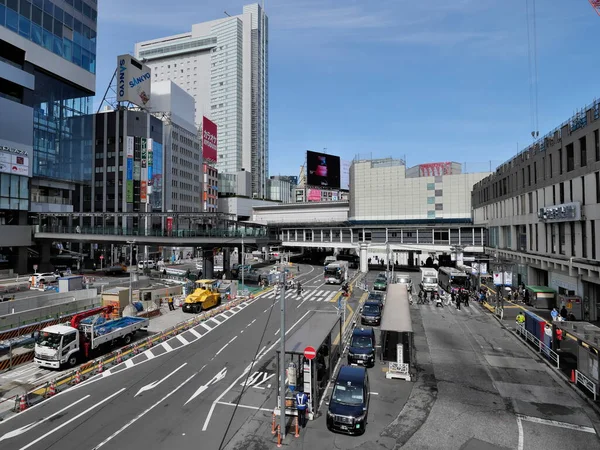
[
  {"xmin": 36, "ymin": 225, "xmax": 268, "ymax": 239},
  {"xmin": 515, "ymin": 323, "xmax": 560, "ymax": 368}
]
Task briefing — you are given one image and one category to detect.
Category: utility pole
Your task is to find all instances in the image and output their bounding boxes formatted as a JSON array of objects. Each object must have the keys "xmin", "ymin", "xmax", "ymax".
[
  {"xmin": 386, "ymin": 242, "xmax": 390, "ymax": 280},
  {"xmin": 241, "ymin": 236, "xmax": 245, "ymax": 292},
  {"xmin": 278, "ymin": 270, "xmax": 286, "ymax": 441},
  {"xmin": 127, "ymin": 240, "xmax": 135, "ymax": 308}
]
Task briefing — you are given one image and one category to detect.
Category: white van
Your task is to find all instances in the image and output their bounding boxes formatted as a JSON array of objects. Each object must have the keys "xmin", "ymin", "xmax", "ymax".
[
  {"xmin": 420, "ymin": 268, "xmax": 438, "ymax": 292},
  {"xmin": 137, "ymin": 260, "xmax": 156, "ymax": 270}
]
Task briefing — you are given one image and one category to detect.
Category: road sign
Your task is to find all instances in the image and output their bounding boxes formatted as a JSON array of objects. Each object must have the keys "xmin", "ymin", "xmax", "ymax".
[
  {"xmin": 99, "ymin": 255, "xmax": 104, "ymax": 260},
  {"xmin": 304, "ymin": 346, "xmax": 316, "ymax": 360}
]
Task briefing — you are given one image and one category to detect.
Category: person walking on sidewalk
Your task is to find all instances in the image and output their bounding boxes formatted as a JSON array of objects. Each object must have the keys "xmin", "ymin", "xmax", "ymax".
[
  {"xmin": 463, "ymin": 290, "xmax": 470, "ymax": 307},
  {"xmin": 556, "ymin": 327, "xmax": 563, "ymax": 350},
  {"xmin": 551, "ymin": 307, "xmax": 559, "ymax": 322},
  {"xmin": 295, "ymin": 390, "xmax": 309, "ymax": 428},
  {"xmin": 456, "ymin": 294, "xmax": 462, "ymax": 311},
  {"xmin": 560, "ymin": 306, "xmax": 568, "ymax": 320},
  {"xmin": 168, "ymin": 296, "xmax": 175, "ymax": 311},
  {"xmin": 516, "ymin": 311, "xmax": 525, "ymax": 328}
]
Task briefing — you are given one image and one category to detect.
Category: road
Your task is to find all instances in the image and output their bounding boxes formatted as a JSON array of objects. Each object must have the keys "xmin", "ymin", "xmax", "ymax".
[{"xmin": 0, "ymin": 263, "xmax": 355, "ymax": 450}]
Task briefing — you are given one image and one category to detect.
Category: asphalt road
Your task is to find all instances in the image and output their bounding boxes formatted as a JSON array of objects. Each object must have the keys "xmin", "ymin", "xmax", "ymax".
[{"xmin": 0, "ymin": 263, "xmax": 354, "ymax": 450}]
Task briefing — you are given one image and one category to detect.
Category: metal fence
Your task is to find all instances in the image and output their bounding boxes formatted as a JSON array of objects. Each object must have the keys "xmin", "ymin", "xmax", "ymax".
[
  {"xmin": 576, "ymin": 370, "xmax": 598, "ymax": 401},
  {"xmin": 515, "ymin": 323, "xmax": 560, "ymax": 368}
]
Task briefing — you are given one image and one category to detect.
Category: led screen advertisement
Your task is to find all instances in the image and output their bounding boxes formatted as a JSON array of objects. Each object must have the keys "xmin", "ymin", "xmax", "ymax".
[
  {"xmin": 306, "ymin": 151, "xmax": 340, "ymax": 189},
  {"xmin": 202, "ymin": 116, "xmax": 218, "ymax": 162},
  {"xmin": 117, "ymin": 55, "xmax": 151, "ymax": 108}
]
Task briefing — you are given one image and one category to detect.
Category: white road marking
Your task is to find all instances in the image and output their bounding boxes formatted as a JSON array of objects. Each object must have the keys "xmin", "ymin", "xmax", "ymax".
[
  {"xmin": 202, "ymin": 310, "xmax": 311, "ymax": 431},
  {"xmin": 125, "ymin": 359, "xmax": 134, "ymax": 368},
  {"xmin": 517, "ymin": 416, "xmax": 524, "ymax": 450},
  {"xmin": 215, "ymin": 335, "xmax": 238, "ymax": 357},
  {"xmin": 145, "ymin": 351, "xmax": 155, "ymax": 360},
  {"xmin": 134, "ymin": 363, "xmax": 188, "ymax": 397},
  {"xmin": 91, "ymin": 376, "xmax": 196, "ymax": 449},
  {"xmin": 209, "ymin": 318, "xmax": 221, "ymax": 325},
  {"xmin": 273, "ymin": 328, "xmax": 280, "ymax": 335},
  {"xmin": 517, "ymin": 414, "xmax": 596, "ymax": 434},
  {"xmin": 20, "ymin": 388, "xmax": 126, "ymax": 450},
  {"xmin": 0, "ymin": 395, "xmax": 90, "ymax": 442},
  {"xmin": 189, "ymin": 328, "xmax": 202, "ymax": 339},
  {"xmin": 255, "ymin": 345, "xmax": 267, "ymax": 360},
  {"xmin": 247, "ymin": 319, "xmax": 257, "ymax": 328},
  {"xmin": 177, "ymin": 334, "xmax": 189, "ymax": 345},
  {"xmin": 184, "ymin": 367, "xmax": 227, "ymax": 406},
  {"xmin": 162, "ymin": 342, "xmax": 173, "ymax": 352},
  {"xmin": 216, "ymin": 401, "xmax": 271, "ymax": 412},
  {"xmin": 200, "ymin": 323, "xmax": 212, "ymax": 332},
  {"xmin": 324, "ymin": 291, "xmax": 337, "ymax": 302}
]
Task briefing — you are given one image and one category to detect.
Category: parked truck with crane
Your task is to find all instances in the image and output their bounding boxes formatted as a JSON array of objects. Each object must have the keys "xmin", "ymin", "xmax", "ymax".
[{"xmin": 34, "ymin": 305, "xmax": 149, "ymax": 369}]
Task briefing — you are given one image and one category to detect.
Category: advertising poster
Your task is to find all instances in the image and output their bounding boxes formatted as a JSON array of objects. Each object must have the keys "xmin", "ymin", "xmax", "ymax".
[
  {"xmin": 126, "ymin": 180, "xmax": 134, "ymax": 203},
  {"xmin": 419, "ymin": 162, "xmax": 452, "ymax": 177},
  {"xmin": 126, "ymin": 136, "xmax": 134, "ymax": 158},
  {"xmin": 340, "ymin": 159, "xmax": 351, "ymax": 191},
  {"xmin": 493, "ymin": 272, "xmax": 513, "ymax": 286},
  {"xmin": 134, "ymin": 162, "xmax": 141, "ymax": 180},
  {"xmin": 141, "ymin": 181, "xmax": 147, "ymax": 202},
  {"xmin": 307, "ymin": 188, "xmax": 322, "ymax": 202},
  {"xmin": 306, "ymin": 150, "xmax": 340, "ymax": 188},
  {"xmin": 0, "ymin": 147, "xmax": 30, "ymax": 177},
  {"xmin": 126, "ymin": 158, "xmax": 133, "ymax": 180},
  {"xmin": 116, "ymin": 55, "xmax": 152, "ymax": 108},
  {"xmin": 141, "ymin": 138, "xmax": 147, "ymax": 170},
  {"xmin": 202, "ymin": 116, "xmax": 218, "ymax": 162},
  {"xmin": 147, "ymin": 138, "xmax": 153, "ymax": 185},
  {"xmin": 166, "ymin": 217, "xmax": 173, "ymax": 235}
]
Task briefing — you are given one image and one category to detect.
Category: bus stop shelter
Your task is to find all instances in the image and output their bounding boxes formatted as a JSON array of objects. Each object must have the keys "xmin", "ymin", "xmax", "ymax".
[
  {"xmin": 275, "ymin": 310, "xmax": 342, "ymax": 420},
  {"xmin": 381, "ymin": 283, "xmax": 413, "ymax": 381}
]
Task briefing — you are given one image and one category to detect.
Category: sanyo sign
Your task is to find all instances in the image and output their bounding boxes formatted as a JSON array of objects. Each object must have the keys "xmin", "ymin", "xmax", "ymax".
[{"xmin": 116, "ymin": 54, "xmax": 152, "ymax": 108}]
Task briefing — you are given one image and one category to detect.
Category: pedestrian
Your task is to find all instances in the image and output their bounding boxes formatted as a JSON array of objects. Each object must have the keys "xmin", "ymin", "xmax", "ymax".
[
  {"xmin": 168, "ymin": 296, "xmax": 175, "ymax": 311},
  {"xmin": 456, "ymin": 294, "xmax": 461, "ymax": 311},
  {"xmin": 551, "ymin": 307, "xmax": 559, "ymax": 322},
  {"xmin": 560, "ymin": 306, "xmax": 568, "ymax": 320},
  {"xmin": 295, "ymin": 390, "xmax": 308, "ymax": 428},
  {"xmin": 463, "ymin": 290, "xmax": 469, "ymax": 307},
  {"xmin": 516, "ymin": 311, "xmax": 525, "ymax": 327},
  {"xmin": 556, "ymin": 327, "xmax": 563, "ymax": 350},
  {"xmin": 523, "ymin": 289, "xmax": 530, "ymax": 305},
  {"xmin": 451, "ymin": 291, "xmax": 456, "ymax": 304},
  {"xmin": 297, "ymin": 265, "xmax": 300, "ymax": 273}
]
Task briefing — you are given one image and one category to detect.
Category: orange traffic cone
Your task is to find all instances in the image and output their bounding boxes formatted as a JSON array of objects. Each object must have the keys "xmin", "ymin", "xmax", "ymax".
[
  {"xmin": 571, "ymin": 369, "xmax": 576, "ymax": 383},
  {"xmin": 19, "ymin": 395, "xmax": 27, "ymax": 412},
  {"xmin": 97, "ymin": 359, "xmax": 104, "ymax": 374},
  {"xmin": 74, "ymin": 369, "xmax": 81, "ymax": 385},
  {"xmin": 116, "ymin": 351, "xmax": 122, "ymax": 364},
  {"xmin": 277, "ymin": 425, "xmax": 282, "ymax": 448},
  {"xmin": 271, "ymin": 413, "xmax": 276, "ymax": 435},
  {"xmin": 295, "ymin": 415, "xmax": 300, "ymax": 438},
  {"xmin": 47, "ymin": 380, "xmax": 56, "ymax": 397}
]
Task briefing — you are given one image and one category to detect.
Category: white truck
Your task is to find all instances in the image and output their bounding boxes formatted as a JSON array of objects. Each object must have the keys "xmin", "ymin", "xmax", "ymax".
[
  {"xmin": 324, "ymin": 261, "xmax": 349, "ymax": 285},
  {"xmin": 34, "ymin": 305, "xmax": 148, "ymax": 369},
  {"xmin": 420, "ymin": 268, "xmax": 438, "ymax": 292}
]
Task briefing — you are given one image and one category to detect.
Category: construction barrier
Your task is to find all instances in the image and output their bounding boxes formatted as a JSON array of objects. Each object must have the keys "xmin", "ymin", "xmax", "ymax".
[
  {"xmin": 0, "ymin": 350, "xmax": 34, "ymax": 371},
  {"xmin": 0, "ymin": 314, "xmax": 80, "ymax": 341}
]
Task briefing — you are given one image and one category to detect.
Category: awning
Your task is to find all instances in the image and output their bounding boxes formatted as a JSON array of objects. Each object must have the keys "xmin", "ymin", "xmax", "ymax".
[
  {"xmin": 380, "ymin": 283, "xmax": 413, "ymax": 333},
  {"xmin": 279, "ymin": 311, "xmax": 341, "ymax": 355}
]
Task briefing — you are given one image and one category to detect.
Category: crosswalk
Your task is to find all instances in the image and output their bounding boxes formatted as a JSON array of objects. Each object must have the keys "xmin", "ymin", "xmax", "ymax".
[
  {"xmin": 416, "ymin": 302, "xmax": 486, "ymax": 316},
  {"xmin": 261, "ymin": 289, "xmax": 338, "ymax": 302}
]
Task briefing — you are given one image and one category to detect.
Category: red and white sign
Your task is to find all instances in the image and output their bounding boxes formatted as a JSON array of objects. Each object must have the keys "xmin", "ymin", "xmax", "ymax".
[
  {"xmin": 99, "ymin": 255, "xmax": 104, "ymax": 260},
  {"xmin": 202, "ymin": 116, "xmax": 218, "ymax": 162},
  {"xmin": 140, "ymin": 181, "xmax": 147, "ymax": 201},
  {"xmin": 166, "ymin": 217, "xmax": 173, "ymax": 234},
  {"xmin": 419, "ymin": 162, "xmax": 453, "ymax": 177},
  {"xmin": 304, "ymin": 346, "xmax": 316, "ymax": 360}
]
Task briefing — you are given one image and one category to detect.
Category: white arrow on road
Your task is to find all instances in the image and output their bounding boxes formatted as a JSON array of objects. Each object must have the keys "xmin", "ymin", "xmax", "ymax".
[
  {"xmin": 0, "ymin": 394, "xmax": 90, "ymax": 442},
  {"xmin": 184, "ymin": 367, "xmax": 227, "ymax": 406},
  {"xmin": 135, "ymin": 362, "xmax": 187, "ymax": 397}
]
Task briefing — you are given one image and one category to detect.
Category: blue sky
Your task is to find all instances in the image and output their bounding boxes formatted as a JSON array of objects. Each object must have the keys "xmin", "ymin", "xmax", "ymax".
[{"xmin": 96, "ymin": 0, "xmax": 600, "ymax": 177}]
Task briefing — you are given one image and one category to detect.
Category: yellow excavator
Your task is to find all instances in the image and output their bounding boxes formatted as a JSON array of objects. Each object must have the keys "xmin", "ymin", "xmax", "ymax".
[{"xmin": 182, "ymin": 279, "xmax": 222, "ymax": 313}]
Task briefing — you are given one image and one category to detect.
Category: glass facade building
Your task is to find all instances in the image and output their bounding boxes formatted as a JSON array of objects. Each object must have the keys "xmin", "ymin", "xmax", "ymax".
[{"xmin": 0, "ymin": 0, "xmax": 97, "ymax": 73}]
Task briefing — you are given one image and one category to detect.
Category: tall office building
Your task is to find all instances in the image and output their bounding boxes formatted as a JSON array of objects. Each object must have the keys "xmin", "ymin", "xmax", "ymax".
[
  {"xmin": 134, "ymin": 3, "xmax": 269, "ymax": 198},
  {"xmin": 0, "ymin": 0, "xmax": 97, "ymax": 272}
]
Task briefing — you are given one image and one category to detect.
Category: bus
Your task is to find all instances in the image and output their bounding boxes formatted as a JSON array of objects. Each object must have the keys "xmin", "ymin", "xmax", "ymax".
[
  {"xmin": 324, "ymin": 261, "xmax": 349, "ymax": 285},
  {"xmin": 437, "ymin": 266, "xmax": 470, "ymax": 294}
]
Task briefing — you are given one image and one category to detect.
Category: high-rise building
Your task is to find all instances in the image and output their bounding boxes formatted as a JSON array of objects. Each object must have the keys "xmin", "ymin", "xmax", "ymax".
[
  {"xmin": 0, "ymin": 0, "xmax": 97, "ymax": 272},
  {"xmin": 134, "ymin": 3, "xmax": 268, "ymax": 198}
]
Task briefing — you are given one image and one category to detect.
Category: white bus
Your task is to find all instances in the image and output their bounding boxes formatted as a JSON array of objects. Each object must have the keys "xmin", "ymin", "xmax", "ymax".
[
  {"xmin": 324, "ymin": 261, "xmax": 349, "ymax": 285},
  {"xmin": 437, "ymin": 266, "xmax": 470, "ymax": 294}
]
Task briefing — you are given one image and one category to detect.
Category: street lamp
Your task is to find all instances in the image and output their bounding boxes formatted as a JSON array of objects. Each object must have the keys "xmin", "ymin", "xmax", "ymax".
[{"xmin": 127, "ymin": 240, "xmax": 136, "ymax": 308}]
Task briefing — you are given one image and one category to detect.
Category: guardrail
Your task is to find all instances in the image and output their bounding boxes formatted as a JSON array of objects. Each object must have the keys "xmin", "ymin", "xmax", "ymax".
[
  {"xmin": 515, "ymin": 323, "xmax": 560, "ymax": 368},
  {"xmin": 6, "ymin": 293, "xmax": 259, "ymax": 416},
  {"xmin": 576, "ymin": 370, "xmax": 598, "ymax": 401}
]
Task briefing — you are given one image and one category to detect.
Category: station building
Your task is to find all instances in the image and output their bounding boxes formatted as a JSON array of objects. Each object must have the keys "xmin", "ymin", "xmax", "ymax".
[{"xmin": 471, "ymin": 99, "xmax": 600, "ymax": 321}]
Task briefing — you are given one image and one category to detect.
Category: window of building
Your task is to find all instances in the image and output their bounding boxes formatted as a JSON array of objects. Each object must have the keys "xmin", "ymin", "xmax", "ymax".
[
  {"xmin": 559, "ymin": 149, "xmax": 564, "ymax": 174},
  {"xmin": 559, "ymin": 182, "xmax": 564, "ymax": 204},
  {"xmin": 592, "ymin": 220, "xmax": 597, "ymax": 260},
  {"xmin": 435, "ymin": 203, "xmax": 443, "ymax": 211},
  {"xmin": 427, "ymin": 183, "xmax": 435, "ymax": 190},
  {"xmin": 582, "ymin": 176, "xmax": 586, "ymax": 205},
  {"xmin": 570, "ymin": 179, "xmax": 573, "ymax": 202},
  {"xmin": 558, "ymin": 223, "xmax": 566, "ymax": 255},
  {"xmin": 571, "ymin": 223, "xmax": 576, "ymax": 256},
  {"xmin": 527, "ymin": 165, "xmax": 531, "ymax": 186},
  {"xmin": 535, "ymin": 223, "xmax": 539, "ymax": 252},
  {"xmin": 529, "ymin": 224, "xmax": 533, "ymax": 250},
  {"xmin": 528, "ymin": 192, "xmax": 533, "ymax": 214},
  {"xmin": 427, "ymin": 197, "xmax": 435, "ymax": 204},
  {"xmin": 580, "ymin": 136, "xmax": 587, "ymax": 167},
  {"xmin": 552, "ymin": 185, "xmax": 556, "ymax": 204},
  {"xmin": 435, "ymin": 189, "xmax": 443, "ymax": 196},
  {"xmin": 566, "ymin": 144, "xmax": 574, "ymax": 172},
  {"xmin": 594, "ymin": 130, "xmax": 600, "ymax": 161},
  {"xmin": 582, "ymin": 221, "xmax": 588, "ymax": 258},
  {"xmin": 549, "ymin": 154, "xmax": 553, "ymax": 178},
  {"xmin": 534, "ymin": 162, "xmax": 537, "ymax": 184}
]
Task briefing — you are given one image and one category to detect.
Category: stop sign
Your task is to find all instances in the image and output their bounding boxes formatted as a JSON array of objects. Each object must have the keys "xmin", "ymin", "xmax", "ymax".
[{"xmin": 304, "ymin": 346, "xmax": 316, "ymax": 360}]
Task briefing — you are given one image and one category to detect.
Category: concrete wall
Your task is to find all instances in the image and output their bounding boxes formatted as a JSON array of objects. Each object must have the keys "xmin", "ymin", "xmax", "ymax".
[
  {"xmin": 0, "ymin": 289, "xmax": 98, "ymax": 316},
  {"xmin": 253, "ymin": 202, "xmax": 349, "ymax": 225}
]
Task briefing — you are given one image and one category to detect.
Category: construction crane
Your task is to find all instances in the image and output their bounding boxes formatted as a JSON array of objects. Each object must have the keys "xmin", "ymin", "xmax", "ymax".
[
  {"xmin": 590, "ymin": 0, "xmax": 600, "ymax": 15},
  {"xmin": 70, "ymin": 305, "xmax": 114, "ymax": 329}
]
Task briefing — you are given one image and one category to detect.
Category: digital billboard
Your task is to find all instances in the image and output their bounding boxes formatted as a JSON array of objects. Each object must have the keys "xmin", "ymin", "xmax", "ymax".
[
  {"xmin": 306, "ymin": 150, "xmax": 340, "ymax": 189},
  {"xmin": 307, "ymin": 188, "xmax": 322, "ymax": 202},
  {"xmin": 116, "ymin": 55, "xmax": 151, "ymax": 108},
  {"xmin": 202, "ymin": 116, "xmax": 218, "ymax": 162}
]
